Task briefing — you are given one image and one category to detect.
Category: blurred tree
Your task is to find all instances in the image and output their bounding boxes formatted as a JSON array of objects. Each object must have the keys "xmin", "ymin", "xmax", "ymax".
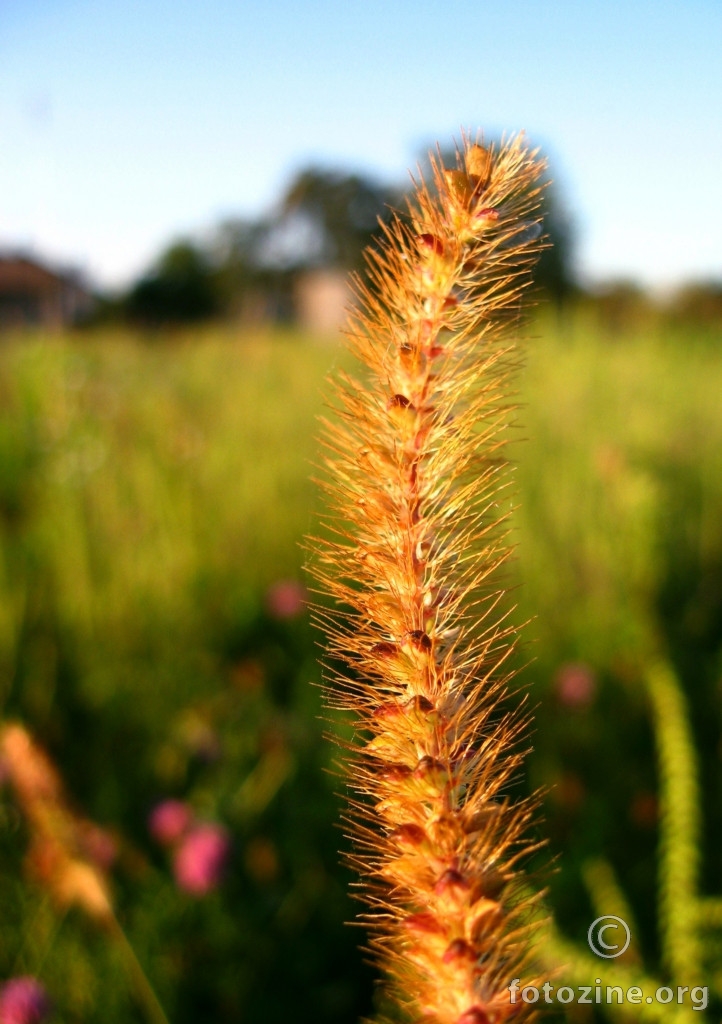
[
  {"xmin": 207, "ymin": 218, "xmax": 272, "ymax": 319},
  {"xmin": 533, "ymin": 177, "xmax": 576, "ymax": 305},
  {"xmin": 125, "ymin": 240, "xmax": 220, "ymax": 325},
  {"xmin": 209, "ymin": 218, "xmax": 264, "ymax": 291},
  {"xmin": 259, "ymin": 168, "xmax": 402, "ymax": 272},
  {"xmin": 200, "ymin": 171, "xmax": 404, "ymax": 323}
]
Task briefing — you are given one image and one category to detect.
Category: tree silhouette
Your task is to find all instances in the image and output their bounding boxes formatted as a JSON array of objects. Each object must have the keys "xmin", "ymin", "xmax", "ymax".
[
  {"xmin": 125, "ymin": 241, "xmax": 219, "ymax": 324},
  {"xmin": 261, "ymin": 168, "xmax": 402, "ymax": 272}
]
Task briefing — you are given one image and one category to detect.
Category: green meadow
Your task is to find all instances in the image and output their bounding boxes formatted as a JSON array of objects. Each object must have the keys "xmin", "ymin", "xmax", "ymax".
[{"xmin": 1, "ymin": 316, "xmax": 721, "ymax": 1022}]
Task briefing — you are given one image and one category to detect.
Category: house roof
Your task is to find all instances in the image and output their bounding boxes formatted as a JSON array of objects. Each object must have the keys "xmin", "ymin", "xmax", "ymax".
[{"xmin": 0, "ymin": 253, "xmax": 89, "ymax": 295}]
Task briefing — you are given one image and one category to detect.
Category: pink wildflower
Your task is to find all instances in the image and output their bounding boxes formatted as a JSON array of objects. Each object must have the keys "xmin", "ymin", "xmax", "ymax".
[
  {"xmin": 173, "ymin": 823, "xmax": 230, "ymax": 896},
  {"xmin": 148, "ymin": 799, "xmax": 193, "ymax": 846},
  {"xmin": 554, "ymin": 662, "xmax": 596, "ymax": 709},
  {"xmin": 0, "ymin": 977, "xmax": 51, "ymax": 1024},
  {"xmin": 265, "ymin": 579, "xmax": 307, "ymax": 620}
]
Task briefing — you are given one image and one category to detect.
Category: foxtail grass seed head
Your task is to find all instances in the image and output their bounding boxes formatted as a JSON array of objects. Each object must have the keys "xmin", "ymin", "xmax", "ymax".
[{"xmin": 308, "ymin": 134, "xmax": 548, "ymax": 1024}]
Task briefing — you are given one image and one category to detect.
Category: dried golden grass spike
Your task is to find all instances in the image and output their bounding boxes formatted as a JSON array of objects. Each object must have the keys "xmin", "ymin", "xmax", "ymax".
[{"xmin": 309, "ymin": 131, "xmax": 547, "ymax": 1024}]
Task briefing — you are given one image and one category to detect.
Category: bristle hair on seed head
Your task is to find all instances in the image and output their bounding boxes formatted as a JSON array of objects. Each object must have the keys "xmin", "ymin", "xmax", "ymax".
[{"xmin": 307, "ymin": 132, "xmax": 548, "ymax": 1024}]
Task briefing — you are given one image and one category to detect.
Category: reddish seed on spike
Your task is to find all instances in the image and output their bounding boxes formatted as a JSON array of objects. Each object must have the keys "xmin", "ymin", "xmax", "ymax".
[
  {"xmin": 434, "ymin": 868, "xmax": 470, "ymax": 897},
  {"xmin": 457, "ymin": 1008, "xmax": 491, "ymax": 1024},
  {"xmin": 442, "ymin": 938, "xmax": 475, "ymax": 963},
  {"xmin": 469, "ymin": 208, "xmax": 499, "ymax": 238},
  {"xmin": 407, "ymin": 630, "xmax": 432, "ymax": 652},
  {"xmin": 391, "ymin": 823, "xmax": 428, "ymax": 847},
  {"xmin": 418, "ymin": 233, "xmax": 445, "ymax": 256},
  {"xmin": 414, "ymin": 755, "xmax": 445, "ymax": 776},
  {"xmin": 405, "ymin": 694, "xmax": 435, "ymax": 714},
  {"xmin": 370, "ymin": 642, "xmax": 399, "ymax": 659}
]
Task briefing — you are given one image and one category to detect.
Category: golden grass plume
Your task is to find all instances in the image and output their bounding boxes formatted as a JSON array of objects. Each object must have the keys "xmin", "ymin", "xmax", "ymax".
[{"xmin": 308, "ymin": 133, "xmax": 548, "ymax": 1024}]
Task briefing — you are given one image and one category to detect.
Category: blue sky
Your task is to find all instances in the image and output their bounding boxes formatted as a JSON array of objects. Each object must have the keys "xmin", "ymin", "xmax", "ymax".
[{"xmin": 1, "ymin": 0, "xmax": 721, "ymax": 291}]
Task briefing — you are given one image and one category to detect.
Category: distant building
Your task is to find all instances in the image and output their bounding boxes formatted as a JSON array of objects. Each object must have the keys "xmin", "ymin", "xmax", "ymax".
[
  {"xmin": 0, "ymin": 254, "xmax": 93, "ymax": 332},
  {"xmin": 294, "ymin": 269, "xmax": 355, "ymax": 337}
]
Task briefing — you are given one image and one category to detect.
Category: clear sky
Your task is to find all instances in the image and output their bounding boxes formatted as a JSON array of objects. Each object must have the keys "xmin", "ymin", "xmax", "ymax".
[{"xmin": 1, "ymin": 0, "xmax": 721, "ymax": 292}]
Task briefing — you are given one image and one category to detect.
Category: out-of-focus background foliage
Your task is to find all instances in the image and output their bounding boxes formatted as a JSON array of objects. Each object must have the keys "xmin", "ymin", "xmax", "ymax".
[
  {"xmin": 1, "ymin": 295, "xmax": 720, "ymax": 1021},
  {"xmin": 1, "ymin": 3, "xmax": 721, "ymax": 1019}
]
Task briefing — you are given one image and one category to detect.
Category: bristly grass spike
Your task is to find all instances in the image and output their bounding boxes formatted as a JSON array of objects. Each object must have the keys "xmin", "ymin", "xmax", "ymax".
[{"xmin": 308, "ymin": 131, "xmax": 548, "ymax": 1024}]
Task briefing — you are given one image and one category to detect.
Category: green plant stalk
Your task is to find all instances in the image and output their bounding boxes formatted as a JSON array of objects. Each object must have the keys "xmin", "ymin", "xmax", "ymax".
[
  {"xmin": 581, "ymin": 858, "xmax": 641, "ymax": 963},
  {"xmin": 697, "ymin": 900, "xmax": 722, "ymax": 930},
  {"xmin": 108, "ymin": 915, "xmax": 172, "ymax": 1024},
  {"xmin": 645, "ymin": 659, "xmax": 702, "ymax": 987}
]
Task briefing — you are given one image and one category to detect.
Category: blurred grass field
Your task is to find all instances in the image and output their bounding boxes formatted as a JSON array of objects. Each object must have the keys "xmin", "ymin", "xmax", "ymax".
[{"xmin": 0, "ymin": 316, "xmax": 721, "ymax": 1022}]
